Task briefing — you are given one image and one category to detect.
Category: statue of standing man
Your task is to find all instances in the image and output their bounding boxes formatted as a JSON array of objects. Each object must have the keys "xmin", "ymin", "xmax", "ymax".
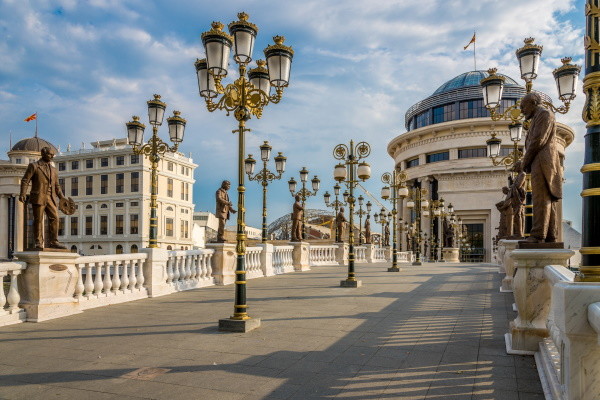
[
  {"xmin": 336, "ymin": 207, "xmax": 347, "ymax": 242},
  {"xmin": 215, "ymin": 180, "xmax": 236, "ymax": 242},
  {"xmin": 19, "ymin": 147, "xmax": 69, "ymax": 250},
  {"xmin": 364, "ymin": 214, "xmax": 371, "ymax": 244},
  {"xmin": 291, "ymin": 195, "xmax": 304, "ymax": 242},
  {"xmin": 516, "ymin": 92, "xmax": 562, "ymax": 244}
]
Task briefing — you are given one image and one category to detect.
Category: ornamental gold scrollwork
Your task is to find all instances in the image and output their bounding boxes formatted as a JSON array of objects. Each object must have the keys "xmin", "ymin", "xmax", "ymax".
[
  {"xmin": 586, "ymin": 2, "xmax": 600, "ymax": 17},
  {"xmin": 355, "ymin": 142, "xmax": 371, "ymax": 159},
  {"xmin": 381, "ymin": 172, "xmax": 392, "ymax": 184},
  {"xmin": 333, "ymin": 144, "xmax": 349, "ymax": 160},
  {"xmin": 583, "ymin": 81, "xmax": 600, "ymax": 126}
]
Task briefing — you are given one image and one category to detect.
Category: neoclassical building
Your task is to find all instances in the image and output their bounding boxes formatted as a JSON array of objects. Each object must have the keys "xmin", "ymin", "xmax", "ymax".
[
  {"xmin": 387, "ymin": 71, "xmax": 574, "ymax": 262},
  {"xmin": 0, "ymin": 137, "xmax": 197, "ymax": 259}
]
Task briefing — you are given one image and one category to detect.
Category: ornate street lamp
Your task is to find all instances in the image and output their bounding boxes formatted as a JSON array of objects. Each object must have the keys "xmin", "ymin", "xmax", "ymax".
[
  {"xmin": 289, "ymin": 168, "xmax": 320, "ymax": 239},
  {"xmin": 333, "ymin": 140, "xmax": 371, "ymax": 287},
  {"xmin": 406, "ymin": 185, "xmax": 428, "ymax": 266},
  {"xmin": 195, "ymin": 12, "xmax": 294, "ymax": 332},
  {"xmin": 126, "ymin": 95, "xmax": 186, "ymax": 249},
  {"xmin": 245, "ymin": 141, "xmax": 286, "ymax": 243},
  {"xmin": 381, "ymin": 170, "xmax": 408, "ymax": 272},
  {"xmin": 323, "ymin": 183, "xmax": 347, "ymax": 242},
  {"xmin": 354, "ymin": 195, "xmax": 369, "ymax": 245}
]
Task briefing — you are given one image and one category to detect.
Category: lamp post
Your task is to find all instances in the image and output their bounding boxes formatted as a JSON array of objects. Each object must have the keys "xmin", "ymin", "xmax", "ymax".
[
  {"xmin": 374, "ymin": 208, "xmax": 387, "ymax": 246},
  {"xmin": 381, "ymin": 170, "xmax": 409, "ymax": 272},
  {"xmin": 288, "ymin": 168, "xmax": 320, "ymax": 240},
  {"xmin": 244, "ymin": 141, "xmax": 286, "ymax": 243},
  {"xmin": 354, "ymin": 196, "xmax": 369, "ymax": 245},
  {"xmin": 422, "ymin": 199, "xmax": 442, "ymax": 262},
  {"xmin": 406, "ymin": 185, "xmax": 428, "ymax": 266},
  {"xmin": 126, "ymin": 95, "xmax": 186, "ymax": 249},
  {"xmin": 324, "ymin": 184, "xmax": 348, "ymax": 242},
  {"xmin": 195, "ymin": 12, "xmax": 294, "ymax": 332},
  {"xmin": 333, "ymin": 140, "xmax": 371, "ymax": 287},
  {"xmin": 480, "ymin": 38, "xmax": 580, "ymax": 236}
]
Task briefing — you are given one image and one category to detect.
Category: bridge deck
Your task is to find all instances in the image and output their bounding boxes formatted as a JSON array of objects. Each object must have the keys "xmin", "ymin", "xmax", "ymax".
[{"xmin": 0, "ymin": 262, "xmax": 542, "ymax": 399}]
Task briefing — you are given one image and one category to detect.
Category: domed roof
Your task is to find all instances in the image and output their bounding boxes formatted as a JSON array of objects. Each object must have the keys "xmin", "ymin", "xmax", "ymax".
[
  {"xmin": 11, "ymin": 137, "xmax": 58, "ymax": 153},
  {"xmin": 432, "ymin": 70, "xmax": 520, "ymax": 95}
]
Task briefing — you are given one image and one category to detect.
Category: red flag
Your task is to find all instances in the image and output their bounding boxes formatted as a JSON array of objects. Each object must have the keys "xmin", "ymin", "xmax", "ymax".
[
  {"xmin": 463, "ymin": 33, "xmax": 476, "ymax": 50},
  {"xmin": 24, "ymin": 113, "xmax": 37, "ymax": 122}
]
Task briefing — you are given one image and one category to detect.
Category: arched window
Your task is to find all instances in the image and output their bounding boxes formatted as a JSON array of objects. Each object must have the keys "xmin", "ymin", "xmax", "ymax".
[
  {"xmin": 166, "ymin": 206, "xmax": 174, "ymax": 211},
  {"xmin": 116, "ymin": 244, "xmax": 123, "ymax": 254},
  {"xmin": 85, "ymin": 205, "xmax": 92, "ymax": 209},
  {"xmin": 130, "ymin": 244, "xmax": 138, "ymax": 253},
  {"xmin": 167, "ymin": 245, "xmax": 173, "ymax": 250},
  {"xmin": 70, "ymin": 245, "xmax": 77, "ymax": 253},
  {"xmin": 100, "ymin": 204, "xmax": 108, "ymax": 209}
]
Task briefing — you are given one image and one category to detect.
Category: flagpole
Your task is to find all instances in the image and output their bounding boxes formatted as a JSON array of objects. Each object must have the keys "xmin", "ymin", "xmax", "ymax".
[
  {"xmin": 473, "ymin": 31, "xmax": 476, "ymax": 70},
  {"xmin": 35, "ymin": 111, "xmax": 38, "ymax": 138}
]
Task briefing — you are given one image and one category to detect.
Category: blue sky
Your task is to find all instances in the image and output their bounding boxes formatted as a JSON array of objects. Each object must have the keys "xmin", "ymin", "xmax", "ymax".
[{"xmin": 0, "ymin": 0, "xmax": 586, "ymax": 230}]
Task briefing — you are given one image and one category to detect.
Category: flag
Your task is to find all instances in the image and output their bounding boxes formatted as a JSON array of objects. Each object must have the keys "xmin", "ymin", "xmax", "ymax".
[
  {"xmin": 24, "ymin": 113, "xmax": 37, "ymax": 122},
  {"xmin": 463, "ymin": 33, "xmax": 476, "ymax": 50}
]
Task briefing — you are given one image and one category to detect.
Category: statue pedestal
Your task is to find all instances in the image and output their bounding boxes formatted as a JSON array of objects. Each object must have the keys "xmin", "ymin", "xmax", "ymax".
[
  {"xmin": 14, "ymin": 251, "xmax": 81, "ymax": 322},
  {"xmin": 365, "ymin": 244, "xmax": 376, "ymax": 263},
  {"xmin": 290, "ymin": 242, "xmax": 310, "ymax": 271},
  {"xmin": 335, "ymin": 242, "xmax": 349, "ymax": 266},
  {"xmin": 442, "ymin": 247, "xmax": 460, "ymax": 263},
  {"xmin": 506, "ymin": 249, "xmax": 574, "ymax": 354},
  {"xmin": 205, "ymin": 243, "xmax": 236, "ymax": 285},
  {"xmin": 499, "ymin": 240, "xmax": 520, "ymax": 293}
]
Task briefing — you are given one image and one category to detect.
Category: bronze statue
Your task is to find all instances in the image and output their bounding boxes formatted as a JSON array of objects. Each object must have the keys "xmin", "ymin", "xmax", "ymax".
[
  {"xmin": 495, "ymin": 186, "xmax": 513, "ymax": 240},
  {"xmin": 215, "ymin": 180, "xmax": 236, "ymax": 242},
  {"xmin": 19, "ymin": 147, "xmax": 69, "ymax": 250},
  {"xmin": 383, "ymin": 222, "xmax": 390, "ymax": 247},
  {"xmin": 336, "ymin": 207, "xmax": 347, "ymax": 242},
  {"xmin": 291, "ymin": 195, "xmax": 303, "ymax": 242},
  {"xmin": 364, "ymin": 215, "xmax": 371, "ymax": 244},
  {"xmin": 509, "ymin": 172, "xmax": 526, "ymax": 239},
  {"xmin": 515, "ymin": 93, "xmax": 562, "ymax": 243},
  {"xmin": 443, "ymin": 217, "xmax": 455, "ymax": 248},
  {"xmin": 423, "ymin": 236, "xmax": 429, "ymax": 260}
]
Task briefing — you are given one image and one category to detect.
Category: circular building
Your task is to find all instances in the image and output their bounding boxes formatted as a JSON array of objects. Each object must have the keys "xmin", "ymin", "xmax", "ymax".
[{"xmin": 387, "ymin": 70, "xmax": 574, "ymax": 262}]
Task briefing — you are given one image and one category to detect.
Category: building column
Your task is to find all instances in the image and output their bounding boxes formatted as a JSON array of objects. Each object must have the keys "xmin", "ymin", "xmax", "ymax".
[
  {"xmin": 15, "ymin": 195, "xmax": 24, "ymax": 252},
  {"xmin": 0, "ymin": 195, "xmax": 8, "ymax": 259},
  {"xmin": 93, "ymin": 200, "xmax": 98, "ymax": 238},
  {"xmin": 125, "ymin": 199, "xmax": 130, "ymax": 238}
]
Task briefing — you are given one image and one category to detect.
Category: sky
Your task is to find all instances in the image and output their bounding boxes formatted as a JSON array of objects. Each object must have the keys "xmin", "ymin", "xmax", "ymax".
[{"xmin": 0, "ymin": 0, "xmax": 586, "ymax": 231}]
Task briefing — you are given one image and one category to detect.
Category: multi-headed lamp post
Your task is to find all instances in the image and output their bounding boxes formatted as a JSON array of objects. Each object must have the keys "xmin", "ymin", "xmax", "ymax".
[
  {"xmin": 354, "ymin": 196, "xmax": 370, "ymax": 245},
  {"xmin": 195, "ymin": 12, "xmax": 294, "ymax": 332},
  {"xmin": 244, "ymin": 141, "xmax": 286, "ymax": 243},
  {"xmin": 288, "ymin": 168, "xmax": 320, "ymax": 239},
  {"xmin": 126, "ymin": 95, "xmax": 186, "ymax": 249},
  {"xmin": 373, "ymin": 208, "xmax": 388, "ymax": 245},
  {"xmin": 333, "ymin": 140, "xmax": 371, "ymax": 287},
  {"xmin": 381, "ymin": 170, "xmax": 408, "ymax": 272},
  {"xmin": 406, "ymin": 186, "xmax": 428, "ymax": 266},
  {"xmin": 323, "ymin": 184, "xmax": 349, "ymax": 242}
]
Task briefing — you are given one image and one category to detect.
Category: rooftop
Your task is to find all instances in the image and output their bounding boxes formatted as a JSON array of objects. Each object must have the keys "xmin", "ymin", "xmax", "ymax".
[{"xmin": 432, "ymin": 70, "xmax": 519, "ymax": 95}]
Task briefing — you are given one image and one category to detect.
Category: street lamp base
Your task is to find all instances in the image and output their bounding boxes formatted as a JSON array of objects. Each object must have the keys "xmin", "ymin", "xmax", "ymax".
[
  {"xmin": 387, "ymin": 267, "xmax": 401, "ymax": 272},
  {"xmin": 218, "ymin": 317, "xmax": 261, "ymax": 333},
  {"xmin": 340, "ymin": 279, "xmax": 362, "ymax": 288},
  {"xmin": 412, "ymin": 261, "xmax": 422, "ymax": 266}
]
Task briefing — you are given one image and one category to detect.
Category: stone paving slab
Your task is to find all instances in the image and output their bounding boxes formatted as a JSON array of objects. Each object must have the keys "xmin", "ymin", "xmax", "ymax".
[{"xmin": 0, "ymin": 262, "xmax": 543, "ymax": 399}]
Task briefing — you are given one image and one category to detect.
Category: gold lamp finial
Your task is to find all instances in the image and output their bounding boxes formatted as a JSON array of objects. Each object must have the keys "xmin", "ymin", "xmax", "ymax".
[
  {"xmin": 238, "ymin": 12, "xmax": 249, "ymax": 21},
  {"xmin": 153, "ymin": 94, "xmax": 161, "ymax": 100},
  {"xmin": 273, "ymin": 36, "xmax": 285, "ymax": 45},
  {"xmin": 256, "ymin": 59, "xmax": 267, "ymax": 68},
  {"xmin": 561, "ymin": 57, "xmax": 572, "ymax": 65},
  {"xmin": 132, "ymin": 116, "xmax": 140, "ymax": 121},
  {"xmin": 173, "ymin": 111, "xmax": 181, "ymax": 116},
  {"xmin": 524, "ymin": 37, "xmax": 535, "ymax": 45},
  {"xmin": 487, "ymin": 67, "xmax": 498, "ymax": 76},
  {"xmin": 211, "ymin": 21, "xmax": 224, "ymax": 31}
]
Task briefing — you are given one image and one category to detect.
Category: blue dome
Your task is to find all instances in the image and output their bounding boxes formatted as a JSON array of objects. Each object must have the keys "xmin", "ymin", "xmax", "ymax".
[{"xmin": 432, "ymin": 70, "xmax": 519, "ymax": 95}]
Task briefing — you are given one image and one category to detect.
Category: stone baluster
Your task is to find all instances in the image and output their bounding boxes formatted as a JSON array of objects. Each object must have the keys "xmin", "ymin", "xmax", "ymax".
[
  {"xmin": 6, "ymin": 270, "xmax": 21, "ymax": 312},
  {"xmin": 166, "ymin": 258, "xmax": 173, "ymax": 283},
  {"xmin": 136, "ymin": 258, "xmax": 145, "ymax": 289},
  {"xmin": 103, "ymin": 261, "xmax": 112, "ymax": 293},
  {"xmin": 172, "ymin": 256, "xmax": 180, "ymax": 282},
  {"xmin": 84, "ymin": 263, "xmax": 94, "ymax": 296},
  {"xmin": 74, "ymin": 264, "xmax": 84, "ymax": 298},
  {"xmin": 120, "ymin": 261, "xmax": 129, "ymax": 291},
  {"xmin": 93, "ymin": 262, "xmax": 103, "ymax": 295},
  {"xmin": 112, "ymin": 262, "xmax": 121, "ymax": 293},
  {"xmin": 128, "ymin": 259, "xmax": 137, "ymax": 291},
  {"xmin": 0, "ymin": 271, "xmax": 7, "ymax": 311}
]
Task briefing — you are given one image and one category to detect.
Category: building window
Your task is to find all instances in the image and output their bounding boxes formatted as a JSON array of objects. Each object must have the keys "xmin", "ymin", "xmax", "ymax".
[
  {"xmin": 100, "ymin": 215, "xmax": 108, "ymax": 235},
  {"xmin": 131, "ymin": 244, "xmax": 138, "ymax": 253},
  {"xmin": 167, "ymin": 178, "xmax": 173, "ymax": 197},
  {"xmin": 116, "ymin": 156, "xmax": 125, "ymax": 166},
  {"xmin": 115, "ymin": 215, "xmax": 124, "ymax": 234},
  {"xmin": 116, "ymin": 244, "xmax": 123, "ymax": 254},
  {"xmin": 130, "ymin": 154, "xmax": 139, "ymax": 164},
  {"xmin": 58, "ymin": 162, "xmax": 66, "ymax": 171},
  {"xmin": 116, "ymin": 173, "xmax": 124, "ymax": 193},
  {"xmin": 71, "ymin": 177, "xmax": 78, "ymax": 196},
  {"xmin": 181, "ymin": 182, "xmax": 185, "ymax": 200},
  {"xmin": 166, "ymin": 218, "xmax": 174, "ymax": 236},
  {"xmin": 167, "ymin": 162, "xmax": 174, "ymax": 171},
  {"xmin": 432, "ymin": 103, "xmax": 455, "ymax": 124},
  {"xmin": 130, "ymin": 202, "xmax": 139, "ymax": 207},
  {"xmin": 100, "ymin": 203, "xmax": 108, "ymax": 208},
  {"xmin": 86, "ymin": 176, "xmax": 93, "ymax": 196},
  {"xmin": 116, "ymin": 202, "xmax": 124, "ymax": 208},
  {"xmin": 71, "ymin": 245, "xmax": 78, "ymax": 253},
  {"xmin": 130, "ymin": 214, "xmax": 139, "ymax": 234},
  {"xmin": 59, "ymin": 178, "xmax": 65, "ymax": 194},
  {"xmin": 86, "ymin": 159, "xmax": 93, "ymax": 168},
  {"xmin": 415, "ymin": 110, "xmax": 430, "ymax": 129},
  {"xmin": 500, "ymin": 146, "xmax": 523, "ymax": 156},
  {"xmin": 426, "ymin": 151, "xmax": 450, "ymax": 163},
  {"xmin": 101, "ymin": 157, "xmax": 109, "ymax": 167},
  {"xmin": 131, "ymin": 172, "xmax": 139, "ymax": 192},
  {"xmin": 15, "ymin": 158, "xmax": 22, "ymax": 164},
  {"xmin": 181, "ymin": 220, "xmax": 189, "ymax": 239},
  {"xmin": 406, "ymin": 158, "xmax": 419, "ymax": 169},
  {"xmin": 71, "ymin": 160, "xmax": 79, "ymax": 170},
  {"xmin": 100, "ymin": 174, "xmax": 108, "ymax": 194},
  {"xmin": 458, "ymin": 148, "xmax": 487, "ymax": 159},
  {"xmin": 58, "ymin": 217, "xmax": 65, "ymax": 236},
  {"xmin": 70, "ymin": 217, "xmax": 78, "ymax": 236},
  {"xmin": 85, "ymin": 216, "xmax": 93, "ymax": 236}
]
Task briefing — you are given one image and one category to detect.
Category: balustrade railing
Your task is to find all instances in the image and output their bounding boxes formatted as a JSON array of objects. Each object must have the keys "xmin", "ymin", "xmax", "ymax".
[
  {"xmin": 0, "ymin": 261, "xmax": 27, "ymax": 326},
  {"xmin": 272, "ymin": 245, "xmax": 294, "ymax": 274},
  {"xmin": 309, "ymin": 245, "xmax": 337, "ymax": 266},
  {"xmin": 354, "ymin": 246, "xmax": 367, "ymax": 263},
  {"xmin": 245, "ymin": 247, "xmax": 264, "ymax": 279},
  {"xmin": 373, "ymin": 248, "xmax": 388, "ymax": 262},
  {"xmin": 167, "ymin": 249, "xmax": 215, "ymax": 289}
]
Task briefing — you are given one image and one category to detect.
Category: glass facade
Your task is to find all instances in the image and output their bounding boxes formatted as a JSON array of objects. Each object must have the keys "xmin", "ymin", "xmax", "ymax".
[
  {"xmin": 426, "ymin": 151, "xmax": 449, "ymax": 163},
  {"xmin": 433, "ymin": 104, "xmax": 455, "ymax": 124},
  {"xmin": 458, "ymin": 148, "xmax": 487, "ymax": 159},
  {"xmin": 406, "ymin": 158, "xmax": 419, "ymax": 169}
]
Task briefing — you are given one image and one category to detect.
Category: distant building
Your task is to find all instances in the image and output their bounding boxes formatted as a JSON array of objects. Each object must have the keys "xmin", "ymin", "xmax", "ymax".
[
  {"xmin": 192, "ymin": 211, "xmax": 219, "ymax": 248},
  {"xmin": 0, "ymin": 137, "xmax": 197, "ymax": 258}
]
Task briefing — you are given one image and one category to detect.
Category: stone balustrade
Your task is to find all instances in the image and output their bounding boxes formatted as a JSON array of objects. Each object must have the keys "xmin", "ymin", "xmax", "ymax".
[
  {"xmin": 0, "ymin": 261, "xmax": 27, "ymax": 326},
  {"xmin": 309, "ymin": 245, "xmax": 337, "ymax": 266},
  {"xmin": 272, "ymin": 245, "xmax": 294, "ymax": 274},
  {"xmin": 245, "ymin": 246, "xmax": 264, "ymax": 279},
  {"xmin": 373, "ymin": 248, "xmax": 388, "ymax": 262},
  {"xmin": 167, "ymin": 249, "xmax": 214, "ymax": 289},
  {"xmin": 354, "ymin": 246, "xmax": 367, "ymax": 263}
]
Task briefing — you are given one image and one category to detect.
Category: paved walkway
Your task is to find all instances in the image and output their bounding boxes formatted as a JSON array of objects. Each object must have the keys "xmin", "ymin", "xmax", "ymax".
[{"xmin": 0, "ymin": 262, "xmax": 543, "ymax": 400}]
